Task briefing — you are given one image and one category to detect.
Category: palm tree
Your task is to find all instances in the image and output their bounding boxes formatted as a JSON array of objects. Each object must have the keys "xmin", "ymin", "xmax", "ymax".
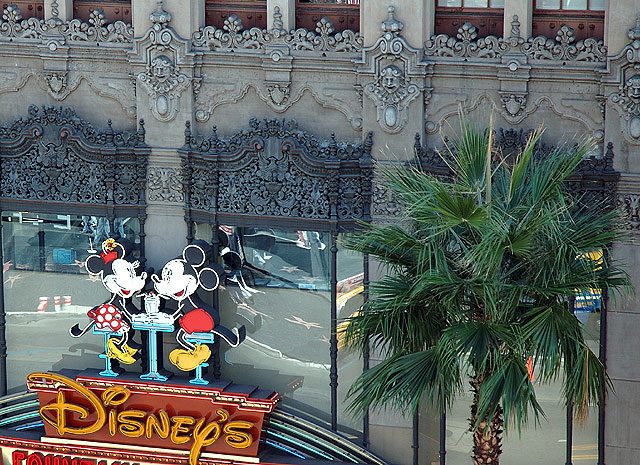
[{"xmin": 342, "ymin": 124, "xmax": 631, "ymax": 465}]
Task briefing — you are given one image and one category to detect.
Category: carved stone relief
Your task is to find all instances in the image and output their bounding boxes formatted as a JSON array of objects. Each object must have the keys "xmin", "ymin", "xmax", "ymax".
[
  {"xmin": 620, "ymin": 193, "xmax": 640, "ymax": 231},
  {"xmin": 425, "ymin": 94, "xmax": 601, "ymax": 137},
  {"xmin": 424, "ymin": 20, "xmax": 607, "ymax": 62},
  {"xmin": 134, "ymin": 4, "xmax": 192, "ymax": 123},
  {"xmin": 138, "ymin": 54, "xmax": 190, "ymax": 122},
  {"xmin": 607, "ymin": 17, "xmax": 640, "ymax": 143},
  {"xmin": 359, "ymin": 7, "xmax": 425, "ymax": 134},
  {"xmin": 372, "ymin": 177, "xmax": 403, "ymax": 219},
  {"xmin": 192, "ymin": 14, "xmax": 362, "ymax": 53},
  {"xmin": 194, "ymin": 81, "xmax": 251, "ymax": 123},
  {"xmin": 267, "ymin": 83, "xmax": 290, "ymax": 107},
  {"xmin": 147, "ymin": 167, "xmax": 183, "ymax": 203},
  {"xmin": 39, "ymin": 71, "xmax": 83, "ymax": 101},
  {"xmin": 86, "ymin": 75, "xmax": 138, "ymax": 119},
  {"xmin": 364, "ymin": 64, "xmax": 419, "ymax": 133},
  {"xmin": 499, "ymin": 92, "xmax": 527, "ymax": 118},
  {"xmin": 0, "ymin": 106, "xmax": 147, "ymax": 208}
]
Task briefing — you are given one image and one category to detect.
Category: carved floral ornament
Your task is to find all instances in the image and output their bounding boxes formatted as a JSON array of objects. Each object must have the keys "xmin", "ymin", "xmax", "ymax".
[
  {"xmin": 424, "ymin": 18, "xmax": 607, "ymax": 62},
  {"xmin": 0, "ymin": 4, "xmax": 133, "ymax": 43},
  {"xmin": 192, "ymin": 8, "xmax": 362, "ymax": 53}
]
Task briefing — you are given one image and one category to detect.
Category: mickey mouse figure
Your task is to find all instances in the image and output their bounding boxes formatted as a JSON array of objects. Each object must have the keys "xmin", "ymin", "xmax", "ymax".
[
  {"xmin": 152, "ymin": 240, "xmax": 246, "ymax": 372},
  {"xmin": 70, "ymin": 238, "xmax": 147, "ymax": 365}
]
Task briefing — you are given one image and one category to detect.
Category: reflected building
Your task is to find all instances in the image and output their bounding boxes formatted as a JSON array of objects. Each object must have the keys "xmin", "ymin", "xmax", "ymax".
[{"xmin": 0, "ymin": 1, "xmax": 639, "ymax": 465}]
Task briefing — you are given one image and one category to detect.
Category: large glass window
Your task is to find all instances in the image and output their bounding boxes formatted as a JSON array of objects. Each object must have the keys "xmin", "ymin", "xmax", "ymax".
[
  {"xmin": 2, "ymin": 211, "xmax": 140, "ymax": 393},
  {"xmin": 194, "ymin": 224, "xmax": 364, "ymax": 435},
  {"xmin": 446, "ymin": 291, "xmax": 603, "ymax": 465}
]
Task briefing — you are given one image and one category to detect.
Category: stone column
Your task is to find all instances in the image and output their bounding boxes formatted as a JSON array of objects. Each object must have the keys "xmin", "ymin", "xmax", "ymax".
[
  {"xmin": 130, "ymin": 2, "xmax": 197, "ymax": 269},
  {"xmin": 424, "ymin": 0, "xmax": 436, "ymax": 40},
  {"xmin": 605, "ymin": 0, "xmax": 638, "ymax": 55},
  {"xmin": 163, "ymin": 0, "xmax": 204, "ymax": 40},
  {"xmin": 44, "ymin": 0, "xmax": 72, "ymax": 22},
  {"xmin": 132, "ymin": 0, "xmax": 155, "ymax": 37},
  {"xmin": 361, "ymin": 0, "xmax": 427, "ymax": 49},
  {"xmin": 134, "ymin": 0, "xmax": 203, "ymax": 40},
  {"xmin": 267, "ymin": 0, "xmax": 295, "ymax": 31},
  {"xmin": 503, "ymin": 0, "xmax": 532, "ymax": 39}
]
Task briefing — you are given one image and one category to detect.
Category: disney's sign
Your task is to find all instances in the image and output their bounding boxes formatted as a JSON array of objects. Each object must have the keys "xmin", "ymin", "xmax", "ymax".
[{"xmin": 27, "ymin": 372, "xmax": 280, "ymax": 464}]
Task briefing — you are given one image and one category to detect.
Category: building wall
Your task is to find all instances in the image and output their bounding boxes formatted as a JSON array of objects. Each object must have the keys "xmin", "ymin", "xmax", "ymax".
[{"xmin": 1, "ymin": 1, "xmax": 640, "ymax": 464}]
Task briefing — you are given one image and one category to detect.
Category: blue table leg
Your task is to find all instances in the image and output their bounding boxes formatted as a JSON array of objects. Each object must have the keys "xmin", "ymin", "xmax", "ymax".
[{"xmin": 140, "ymin": 329, "xmax": 168, "ymax": 381}]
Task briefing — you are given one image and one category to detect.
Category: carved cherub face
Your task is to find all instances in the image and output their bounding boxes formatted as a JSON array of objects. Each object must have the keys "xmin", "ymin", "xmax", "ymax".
[
  {"xmin": 627, "ymin": 75, "xmax": 640, "ymax": 100},
  {"xmin": 151, "ymin": 56, "xmax": 173, "ymax": 82},
  {"xmin": 380, "ymin": 65, "xmax": 402, "ymax": 94}
]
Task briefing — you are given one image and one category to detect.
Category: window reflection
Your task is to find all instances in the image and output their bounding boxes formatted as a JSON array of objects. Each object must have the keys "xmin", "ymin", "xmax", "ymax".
[
  {"xmin": 2, "ymin": 211, "xmax": 140, "ymax": 393},
  {"xmin": 195, "ymin": 224, "xmax": 364, "ymax": 434}
]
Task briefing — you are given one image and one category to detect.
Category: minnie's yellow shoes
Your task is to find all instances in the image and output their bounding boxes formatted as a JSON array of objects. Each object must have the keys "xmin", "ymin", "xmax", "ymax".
[{"xmin": 106, "ymin": 338, "xmax": 138, "ymax": 364}]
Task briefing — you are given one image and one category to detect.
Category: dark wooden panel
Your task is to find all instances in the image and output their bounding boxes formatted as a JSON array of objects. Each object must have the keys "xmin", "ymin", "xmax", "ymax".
[
  {"xmin": 532, "ymin": 10, "xmax": 604, "ymax": 41},
  {"xmin": 295, "ymin": 2, "xmax": 359, "ymax": 33},
  {"xmin": 434, "ymin": 8, "xmax": 504, "ymax": 38},
  {"xmin": 73, "ymin": 1, "xmax": 132, "ymax": 23},
  {"xmin": 1, "ymin": 1, "xmax": 44, "ymax": 20},
  {"xmin": 205, "ymin": 1, "xmax": 267, "ymax": 29}
]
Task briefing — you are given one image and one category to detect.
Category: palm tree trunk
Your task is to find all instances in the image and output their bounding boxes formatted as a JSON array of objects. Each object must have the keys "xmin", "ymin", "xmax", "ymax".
[{"xmin": 469, "ymin": 373, "xmax": 504, "ymax": 465}]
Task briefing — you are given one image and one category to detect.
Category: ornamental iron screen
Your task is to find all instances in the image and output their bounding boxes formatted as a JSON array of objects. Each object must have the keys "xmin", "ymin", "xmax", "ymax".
[{"xmin": 181, "ymin": 118, "xmax": 373, "ymax": 236}]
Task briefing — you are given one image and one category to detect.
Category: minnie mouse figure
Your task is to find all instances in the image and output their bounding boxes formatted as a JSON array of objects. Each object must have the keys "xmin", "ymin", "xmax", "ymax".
[
  {"xmin": 70, "ymin": 238, "xmax": 147, "ymax": 365},
  {"xmin": 152, "ymin": 240, "xmax": 246, "ymax": 372}
]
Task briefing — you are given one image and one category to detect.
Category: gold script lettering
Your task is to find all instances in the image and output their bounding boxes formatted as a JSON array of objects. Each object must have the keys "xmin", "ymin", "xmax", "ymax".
[{"xmin": 28, "ymin": 373, "xmax": 105, "ymax": 436}]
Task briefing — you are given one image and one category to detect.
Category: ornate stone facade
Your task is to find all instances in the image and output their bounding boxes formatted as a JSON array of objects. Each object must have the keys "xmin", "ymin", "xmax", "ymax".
[{"xmin": 0, "ymin": 2, "xmax": 640, "ymax": 465}]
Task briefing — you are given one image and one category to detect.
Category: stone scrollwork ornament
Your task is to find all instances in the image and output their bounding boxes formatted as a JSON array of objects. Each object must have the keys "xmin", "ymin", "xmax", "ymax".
[
  {"xmin": 499, "ymin": 92, "xmax": 527, "ymax": 118},
  {"xmin": 138, "ymin": 54, "xmax": 190, "ymax": 122},
  {"xmin": 134, "ymin": 2, "xmax": 192, "ymax": 122},
  {"xmin": 364, "ymin": 64, "xmax": 419, "ymax": 132},
  {"xmin": 608, "ymin": 15, "xmax": 640, "ymax": 142},
  {"xmin": 359, "ymin": 6, "xmax": 424, "ymax": 134}
]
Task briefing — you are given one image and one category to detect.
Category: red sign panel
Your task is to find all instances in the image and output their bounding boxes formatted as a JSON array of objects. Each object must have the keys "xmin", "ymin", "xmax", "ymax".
[{"xmin": 27, "ymin": 372, "xmax": 280, "ymax": 465}]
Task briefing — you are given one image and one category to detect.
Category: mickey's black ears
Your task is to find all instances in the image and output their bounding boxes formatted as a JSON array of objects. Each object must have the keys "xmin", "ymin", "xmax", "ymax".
[
  {"xmin": 222, "ymin": 250, "xmax": 243, "ymax": 270},
  {"xmin": 86, "ymin": 254, "xmax": 106, "ymax": 274},
  {"xmin": 199, "ymin": 263, "xmax": 225, "ymax": 291},
  {"xmin": 116, "ymin": 238, "xmax": 134, "ymax": 257},
  {"xmin": 183, "ymin": 240, "xmax": 213, "ymax": 266}
]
